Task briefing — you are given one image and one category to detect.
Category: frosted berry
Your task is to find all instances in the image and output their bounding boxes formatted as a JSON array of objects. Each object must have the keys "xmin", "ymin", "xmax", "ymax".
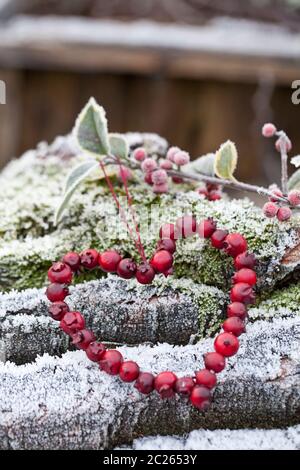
[
  {"xmin": 86, "ymin": 341, "xmax": 106, "ymax": 362},
  {"xmin": 159, "ymin": 223, "xmax": 176, "ymax": 240},
  {"xmin": 133, "ymin": 147, "xmax": 147, "ymax": 162},
  {"xmin": 99, "ymin": 350, "xmax": 123, "ymax": 375},
  {"xmin": 198, "ymin": 218, "xmax": 217, "ymax": 238},
  {"xmin": 208, "ymin": 190, "xmax": 222, "ymax": 201},
  {"xmin": 204, "ymin": 352, "xmax": 226, "ymax": 373},
  {"xmin": 214, "ymin": 332, "xmax": 239, "ymax": 357},
  {"xmin": 234, "ymin": 252, "xmax": 256, "ymax": 270},
  {"xmin": 223, "ymin": 317, "xmax": 245, "ymax": 337},
  {"xmin": 141, "ymin": 158, "xmax": 157, "ymax": 173},
  {"xmin": 175, "ymin": 376, "xmax": 195, "ymax": 396},
  {"xmin": 263, "ymin": 202, "xmax": 278, "ymax": 218},
  {"xmin": 173, "ymin": 151, "xmax": 190, "ymax": 166},
  {"xmin": 156, "ymin": 238, "xmax": 176, "ymax": 254},
  {"xmin": 160, "ymin": 159, "xmax": 173, "ymax": 170},
  {"xmin": 117, "ymin": 165, "xmax": 132, "ymax": 182},
  {"xmin": 151, "ymin": 250, "xmax": 173, "ymax": 273},
  {"xmin": 230, "ymin": 282, "xmax": 255, "ymax": 304},
  {"xmin": 119, "ymin": 361, "xmax": 140, "ymax": 382},
  {"xmin": 176, "ymin": 215, "xmax": 197, "ymax": 238},
  {"xmin": 275, "ymin": 137, "xmax": 292, "ymax": 153},
  {"xmin": 48, "ymin": 262, "xmax": 73, "ymax": 284},
  {"xmin": 144, "ymin": 172, "xmax": 153, "ymax": 185},
  {"xmin": 62, "ymin": 252, "xmax": 81, "ymax": 272},
  {"xmin": 163, "ymin": 267, "xmax": 173, "ymax": 277},
  {"xmin": 154, "ymin": 371, "xmax": 177, "ymax": 399},
  {"xmin": 136, "ymin": 263, "xmax": 156, "ymax": 285},
  {"xmin": 277, "ymin": 206, "xmax": 292, "ymax": 222},
  {"xmin": 197, "ymin": 187, "xmax": 209, "ymax": 198},
  {"xmin": 60, "ymin": 311, "xmax": 85, "ymax": 335},
  {"xmin": 211, "ymin": 229, "xmax": 228, "ymax": 249},
  {"xmin": 190, "ymin": 385, "xmax": 211, "ymax": 410},
  {"xmin": 153, "ymin": 183, "xmax": 169, "ymax": 194},
  {"xmin": 224, "ymin": 233, "xmax": 247, "ymax": 257},
  {"xmin": 172, "ymin": 176, "xmax": 184, "ymax": 184},
  {"xmin": 117, "ymin": 258, "xmax": 137, "ymax": 279},
  {"xmin": 72, "ymin": 329, "xmax": 95, "ymax": 350},
  {"xmin": 99, "ymin": 250, "xmax": 122, "ymax": 273},
  {"xmin": 288, "ymin": 190, "xmax": 300, "ymax": 207},
  {"xmin": 80, "ymin": 249, "xmax": 99, "ymax": 269},
  {"xmin": 134, "ymin": 372, "xmax": 155, "ymax": 394},
  {"xmin": 269, "ymin": 188, "xmax": 283, "ymax": 202},
  {"xmin": 48, "ymin": 301, "xmax": 69, "ymax": 321},
  {"xmin": 262, "ymin": 123, "xmax": 277, "ymax": 138},
  {"xmin": 166, "ymin": 146, "xmax": 180, "ymax": 162},
  {"xmin": 206, "ymin": 183, "xmax": 220, "ymax": 192},
  {"xmin": 46, "ymin": 283, "xmax": 69, "ymax": 302},
  {"xmin": 227, "ymin": 302, "xmax": 247, "ymax": 320},
  {"xmin": 195, "ymin": 369, "xmax": 216, "ymax": 389},
  {"xmin": 232, "ymin": 268, "xmax": 257, "ymax": 286},
  {"xmin": 152, "ymin": 169, "xmax": 168, "ymax": 185}
]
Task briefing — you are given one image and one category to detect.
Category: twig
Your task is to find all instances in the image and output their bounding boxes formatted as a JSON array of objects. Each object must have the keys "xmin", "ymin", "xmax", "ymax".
[{"xmin": 277, "ymin": 131, "xmax": 289, "ymax": 195}]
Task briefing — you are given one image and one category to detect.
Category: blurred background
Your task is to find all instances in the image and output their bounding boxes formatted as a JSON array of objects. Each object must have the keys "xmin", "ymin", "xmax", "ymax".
[{"xmin": 0, "ymin": 0, "xmax": 300, "ymax": 187}]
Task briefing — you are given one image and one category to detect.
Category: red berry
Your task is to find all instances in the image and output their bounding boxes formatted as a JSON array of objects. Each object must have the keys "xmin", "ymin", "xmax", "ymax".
[
  {"xmin": 144, "ymin": 172, "xmax": 153, "ymax": 185},
  {"xmin": 227, "ymin": 302, "xmax": 247, "ymax": 320},
  {"xmin": 86, "ymin": 341, "xmax": 106, "ymax": 362},
  {"xmin": 72, "ymin": 329, "xmax": 95, "ymax": 350},
  {"xmin": 99, "ymin": 250, "xmax": 122, "ymax": 273},
  {"xmin": 277, "ymin": 206, "xmax": 292, "ymax": 222},
  {"xmin": 117, "ymin": 258, "xmax": 137, "ymax": 279},
  {"xmin": 288, "ymin": 190, "xmax": 300, "ymax": 207},
  {"xmin": 163, "ymin": 267, "xmax": 173, "ymax": 277},
  {"xmin": 133, "ymin": 147, "xmax": 146, "ymax": 162},
  {"xmin": 197, "ymin": 187, "xmax": 209, "ymax": 198},
  {"xmin": 46, "ymin": 283, "xmax": 69, "ymax": 302},
  {"xmin": 136, "ymin": 263, "xmax": 156, "ymax": 285},
  {"xmin": 223, "ymin": 317, "xmax": 245, "ymax": 337},
  {"xmin": 60, "ymin": 311, "xmax": 85, "ymax": 335},
  {"xmin": 206, "ymin": 183, "xmax": 220, "ymax": 192},
  {"xmin": 134, "ymin": 372, "xmax": 155, "ymax": 394},
  {"xmin": 214, "ymin": 332, "xmax": 239, "ymax": 357},
  {"xmin": 211, "ymin": 230, "xmax": 228, "ymax": 249},
  {"xmin": 156, "ymin": 238, "xmax": 176, "ymax": 254},
  {"xmin": 154, "ymin": 371, "xmax": 177, "ymax": 399},
  {"xmin": 263, "ymin": 202, "xmax": 278, "ymax": 218},
  {"xmin": 159, "ymin": 223, "xmax": 176, "ymax": 240},
  {"xmin": 224, "ymin": 233, "xmax": 247, "ymax": 257},
  {"xmin": 234, "ymin": 252, "xmax": 256, "ymax": 270},
  {"xmin": 160, "ymin": 159, "xmax": 173, "ymax": 170},
  {"xmin": 262, "ymin": 123, "xmax": 277, "ymax": 138},
  {"xmin": 204, "ymin": 352, "xmax": 226, "ymax": 373},
  {"xmin": 172, "ymin": 176, "xmax": 184, "ymax": 184},
  {"xmin": 175, "ymin": 376, "xmax": 195, "ymax": 396},
  {"xmin": 208, "ymin": 190, "xmax": 222, "ymax": 201},
  {"xmin": 195, "ymin": 369, "xmax": 216, "ymax": 389},
  {"xmin": 48, "ymin": 262, "xmax": 72, "ymax": 284},
  {"xmin": 119, "ymin": 361, "xmax": 140, "ymax": 382},
  {"xmin": 80, "ymin": 249, "xmax": 99, "ymax": 269},
  {"xmin": 48, "ymin": 301, "xmax": 69, "ymax": 321},
  {"xmin": 232, "ymin": 268, "xmax": 257, "ymax": 286},
  {"xmin": 190, "ymin": 385, "xmax": 211, "ymax": 410},
  {"xmin": 269, "ymin": 189, "xmax": 283, "ymax": 202},
  {"xmin": 176, "ymin": 215, "xmax": 197, "ymax": 238},
  {"xmin": 151, "ymin": 250, "xmax": 173, "ymax": 273},
  {"xmin": 99, "ymin": 350, "xmax": 123, "ymax": 375},
  {"xmin": 62, "ymin": 252, "xmax": 81, "ymax": 272},
  {"xmin": 230, "ymin": 282, "xmax": 255, "ymax": 304},
  {"xmin": 198, "ymin": 218, "xmax": 217, "ymax": 239}
]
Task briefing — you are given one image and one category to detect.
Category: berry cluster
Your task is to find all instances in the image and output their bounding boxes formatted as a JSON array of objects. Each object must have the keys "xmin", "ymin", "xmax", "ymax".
[
  {"xmin": 197, "ymin": 183, "xmax": 222, "ymax": 201},
  {"xmin": 263, "ymin": 187, "xmax": 300, "ymax": 222},
  {"xmin": 46, "ymin": 218, "xmax": 257, "ymax": 410},
  {"xmin": 132, "ymin": 145, "xmax": 190, "ymax": 194}
]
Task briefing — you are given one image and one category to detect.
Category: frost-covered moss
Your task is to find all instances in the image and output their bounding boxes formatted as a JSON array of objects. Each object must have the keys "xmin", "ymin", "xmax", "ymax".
[
  {"xmin": 0, "ymin": 135, "xmax": 299, "ymax": 292},
  {"xmin": 249, "ymin": 282, "xmax": 300, "ymax": 321}
]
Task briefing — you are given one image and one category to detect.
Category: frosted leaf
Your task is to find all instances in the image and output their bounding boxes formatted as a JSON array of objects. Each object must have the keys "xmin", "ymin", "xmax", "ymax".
[{"xmin": 214, "ymin": 140, "xmax": 238, "ymax": 180}]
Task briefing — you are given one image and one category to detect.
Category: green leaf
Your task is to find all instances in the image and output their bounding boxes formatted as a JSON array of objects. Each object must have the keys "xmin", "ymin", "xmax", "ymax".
[
  {"xmin": 109, "ymin": 133, "xmax": 129, "ymax": 160},
  {"xmin": 214, "ymin": 140, "xmax": 238, "ymax": 180},
  {"xmin": 288, "ymin": 168, "xmax": 300, "ymax": 191},
  {"xmin": 184, "ymin": 153, "xmax": 215, "ymax": 176},
  {"xmin": 54, "ymin": 160, "xmax": 99, "ymax": 225},
  {"xmin": 73, "ymin": 97, "xmax": 110, "ymax": 158}
]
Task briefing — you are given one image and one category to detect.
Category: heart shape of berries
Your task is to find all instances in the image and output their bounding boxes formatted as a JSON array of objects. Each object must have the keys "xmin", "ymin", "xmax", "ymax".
[{"xmin": 46, "ymin": 216, "xmax": 257, "ymax": 410}]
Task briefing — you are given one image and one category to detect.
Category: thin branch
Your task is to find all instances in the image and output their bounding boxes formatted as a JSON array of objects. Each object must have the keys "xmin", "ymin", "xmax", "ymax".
[{"xmin": 277, "ymin": 132, "xmax": 289, "ymax": 195}]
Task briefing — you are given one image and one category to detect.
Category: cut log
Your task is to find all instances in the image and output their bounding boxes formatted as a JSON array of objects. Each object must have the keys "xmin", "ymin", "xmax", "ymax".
[
  {"xmin": 0, "ymin": 277, "xmax": 225, "ymax": 363},
  {"xmin": 0, "ymin": 317, "xmax": 299, "ymax": 449}
]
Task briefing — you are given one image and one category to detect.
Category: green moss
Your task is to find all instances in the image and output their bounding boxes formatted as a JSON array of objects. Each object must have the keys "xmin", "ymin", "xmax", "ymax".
[{"xmin": 249, "ymin": 282, "xmax": 300, "ymax": 321}]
